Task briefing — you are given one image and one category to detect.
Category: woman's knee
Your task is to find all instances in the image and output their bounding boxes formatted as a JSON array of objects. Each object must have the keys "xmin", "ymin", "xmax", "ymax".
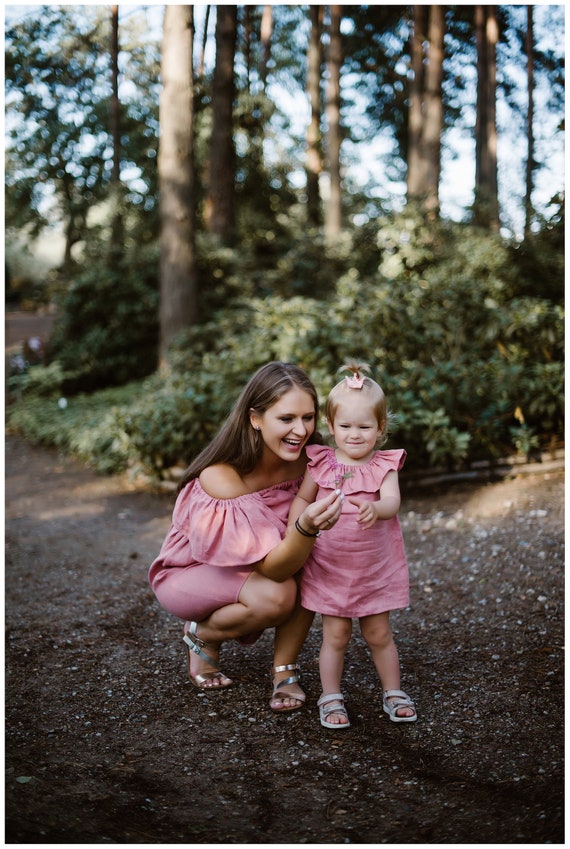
[
  {"xmin": 263, "ymin": 577, "xmax": 297, "ymax": 620},
  {"xmin": 241, "ymin": 574, "xmax": 297, "ymax": 622}
]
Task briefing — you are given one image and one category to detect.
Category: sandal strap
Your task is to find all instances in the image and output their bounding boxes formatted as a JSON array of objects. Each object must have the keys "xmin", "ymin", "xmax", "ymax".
[
  {"xmin": 183, "ymin": 622, "xmax": 217, "ymax": 668},
  {"xmin": 318, "ymin": 692, "xmax": 344, "ymax": 705},
  {"xmin": 272, "ymin": 677, "xmax": 305, "ymax": 703},
  {"xmin": 192, "ymin": 670, "xmax": 226, "ymax": 687},
  {"xmin": 271, "ymin": 663, "xmax": 299, "ymax": 675},
  {"xmin": 384, "ymin": 689, "xmax": 414, "ymax": 706},
  {"xmin": 384, "ymin": 689, "xmax": 409, "ymax": 700},
  {"xmin": 383, "ymin": 689, "xmax": 416, "ymax": 712},
  {"xmin": 270, "ymin": 664, "xmax": 305, "ymax": 704},
  {"xmin": 271, "ymin": 664, "xmax": 301, "ymax": 692},
  {"xmin": 318, "ymin": 693, "xmax": 347, "ymax": 719}
]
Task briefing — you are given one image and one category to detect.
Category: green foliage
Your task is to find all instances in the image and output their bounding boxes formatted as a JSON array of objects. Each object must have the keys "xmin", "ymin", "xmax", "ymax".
[
  {"xmin": 6, "ymin": 383, "xmax": 143, "ymax": 475},
  {"xmin": 8, "ymin": 214, "xmax": 564, "ymax": 477},
  {"xmin": 47, "ymin": 244, "xmax": 159, "ymax": 393},
  {"xmin": 5, "ymin": 6, "xmax": 160, "ymax": 247}
]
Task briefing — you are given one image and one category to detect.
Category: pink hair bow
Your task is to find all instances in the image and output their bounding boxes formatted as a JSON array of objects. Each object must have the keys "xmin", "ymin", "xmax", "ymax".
[{"xmin": 345, "ymin": 373, "xmax": 365, "ymax": 389}]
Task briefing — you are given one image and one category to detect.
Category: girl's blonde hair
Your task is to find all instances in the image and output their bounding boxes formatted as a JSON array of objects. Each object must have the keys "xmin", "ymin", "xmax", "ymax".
[{"xmin": 325, "ymin": 361, "xmax": 390, "ymax": 446}]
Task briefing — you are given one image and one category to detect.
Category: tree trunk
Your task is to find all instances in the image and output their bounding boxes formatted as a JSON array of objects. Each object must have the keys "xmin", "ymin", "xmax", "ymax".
[
  {"xmin": 407, "ymin": 5, "xmax": 444, "ymax": 216},
  {"xmin": 109, "ymin": 4, "xmax": 123, "ymax": 257},
  {"xmin": 474, "ymin": 4, "xmax": 499, "ymax": 230},
  {"xmin": 204, "ymin": 5, "xmax": 237, "ymax": 242},
  {"xmin": 324, "ymin": 4, "xmax": 342, "ymax": 243},
  {"xmin": 423, "ymin": 4, "xmax": 444, "ymax": 214},
  {"xmin": 306, "ymin": 5, "xmax": 323, "ymax": 226},
  {"xmin": 407, "ymin": 5, "xmax": 428, "ymax": 199},
  {"xmin": 243, "ymin": 6, "xmax": 252, "ymax": 93},
  {"xmin": 158, "ymin": 5, "xmax": 197, "ymax": 364},
  {"xmin": 524, "ymin": 5, "xmax": 535, "ymax": 237}
]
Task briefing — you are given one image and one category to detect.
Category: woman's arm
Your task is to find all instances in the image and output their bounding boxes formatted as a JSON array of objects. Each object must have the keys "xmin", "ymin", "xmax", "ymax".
[
  {"xmin": 256, "ymin": 487, "xmax": 342, "ymax": 581},
  {"xmin": 287, "ymin": 473, "xmax": 319, "ymax": 530},
  {"xmin": 200, "ymin": 463, "xmax": 342, "ymax": 583}
]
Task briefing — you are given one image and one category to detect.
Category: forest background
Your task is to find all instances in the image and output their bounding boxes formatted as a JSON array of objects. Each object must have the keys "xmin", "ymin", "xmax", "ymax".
[{"xmin": 5, "ymin": 4, "xmax": 565, "ymax": 481}]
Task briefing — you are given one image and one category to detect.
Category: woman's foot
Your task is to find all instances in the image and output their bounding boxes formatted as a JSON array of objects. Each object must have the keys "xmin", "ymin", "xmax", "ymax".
[
  {"xmin": 183, "ymin": 622, "xmax": 233, "ymax": 690},
  {"xmin": 269, "ymin": 664, "xmax": 306, "ymax": 712}
]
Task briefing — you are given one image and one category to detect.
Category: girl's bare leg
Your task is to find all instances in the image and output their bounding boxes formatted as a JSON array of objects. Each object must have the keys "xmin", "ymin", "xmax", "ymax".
[
  {"xmin": 360, "ymin": 612, "xmax": 415, "ymax": 718},
  {"xmin": 318, "ymin": 615, "xmax": 352, "ymax": 724}
]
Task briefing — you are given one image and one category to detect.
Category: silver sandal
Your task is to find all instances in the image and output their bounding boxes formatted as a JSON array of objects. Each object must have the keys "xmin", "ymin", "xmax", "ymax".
[
  {"xmin": 318, "ymin": 692, "xmax": 350, "ymax": 729},
  {"xmin": 383, "ymin": 689, "xmax": 417, "ymax": 722},
  {"xmin": 269, "ymin": 664, "xmax": 306, "ymax": 713},
  {"xmin": 183, "ymin": 621, "xmax": 233, "ymax": 690}
]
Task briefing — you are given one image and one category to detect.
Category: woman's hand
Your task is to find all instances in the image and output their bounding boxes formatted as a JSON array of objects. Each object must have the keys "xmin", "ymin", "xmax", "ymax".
[{"xmin": 299, "ymin": 489, "xmax": 344, "ymax": 534}]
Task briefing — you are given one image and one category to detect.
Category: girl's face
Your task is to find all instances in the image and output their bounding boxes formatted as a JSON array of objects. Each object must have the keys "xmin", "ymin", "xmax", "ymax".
[
  {"xmin": 250, "ymin": 387, "xmax": 316, "ymax": 462},
  {"xmin": 328, "ymin": 395, "xmax": 382, "ymax": 464}
]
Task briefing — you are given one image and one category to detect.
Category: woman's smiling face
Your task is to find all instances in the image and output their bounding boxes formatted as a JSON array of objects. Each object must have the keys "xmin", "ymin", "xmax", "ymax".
[{"xmin": 251, "ymin": 387, "xmax": 316, "ymax": 462}]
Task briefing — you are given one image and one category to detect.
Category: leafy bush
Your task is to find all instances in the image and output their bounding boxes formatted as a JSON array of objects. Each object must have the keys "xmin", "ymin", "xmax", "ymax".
[
  {"xmin": 47, "ymin": 244, "xmax": 159, "ymax": 393},
  {"xmin": 7, "ymin": 215, "xmax": 564, "ymax": 477}
]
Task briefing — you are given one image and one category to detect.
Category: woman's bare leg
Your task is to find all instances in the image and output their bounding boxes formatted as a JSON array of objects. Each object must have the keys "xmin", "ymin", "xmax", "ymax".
[
  {"xmin": 270, "ymin": 596, "xmax": 314, "ymax": 709},
  {"xmin": 187, "ymin": 574, "xmax": 298, "ymax": 686}
]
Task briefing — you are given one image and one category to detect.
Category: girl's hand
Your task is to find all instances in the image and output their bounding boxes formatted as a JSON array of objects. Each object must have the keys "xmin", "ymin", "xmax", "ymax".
[
  {"xmin": 349, "ymin": 497, "xmax": 377, "ymax": 529},
  {"xmin": 300, "ymin": 489, "xmax": 344, "ymax": 534}
]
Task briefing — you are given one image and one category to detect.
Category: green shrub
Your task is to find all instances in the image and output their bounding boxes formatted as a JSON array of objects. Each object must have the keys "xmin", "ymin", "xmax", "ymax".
[
  {"xmin": 8, "ymin": 215, "xmax": 564, "ymax": 477},
  {"xmin": 48, "ymin": 248, "xmax": 159, "ymax": 393}
]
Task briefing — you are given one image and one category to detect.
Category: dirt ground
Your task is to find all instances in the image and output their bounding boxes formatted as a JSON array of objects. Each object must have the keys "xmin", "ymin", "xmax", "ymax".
[{"xmin": 4, "ymin": 426, "xmax": 564, "ymax": 845}]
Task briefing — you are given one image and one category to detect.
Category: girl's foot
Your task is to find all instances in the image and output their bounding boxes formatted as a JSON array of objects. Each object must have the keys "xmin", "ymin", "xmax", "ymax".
[
  {"xmin": 318, "ymin": 693, "xmax": 350, "ymax": 728},
  {"xmin": 183, "ymin": 622, "xmax": 233, "ymax": 690},
  {"xmin": 383, "ymin": 689, "xmax": 417, "ymax": 722},
  {"xmin": 269, "ymin": 664, "xmax": 306, "ymax": 712}
]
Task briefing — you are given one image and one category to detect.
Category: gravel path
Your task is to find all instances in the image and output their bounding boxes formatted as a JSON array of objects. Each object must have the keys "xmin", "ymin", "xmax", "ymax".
[{"xmin": 5, "ymin": 434, "xmax": 564, "ymax": 844}]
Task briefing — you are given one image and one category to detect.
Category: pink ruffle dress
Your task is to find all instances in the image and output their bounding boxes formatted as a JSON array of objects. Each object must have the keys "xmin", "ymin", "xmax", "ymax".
[
  {"xmin": 149, "ymin": 477, "xmax": 302, "ymax": 621},
  {"xmin": 300, "ymin": 445, "xmax": 409, "ymax": 618}
]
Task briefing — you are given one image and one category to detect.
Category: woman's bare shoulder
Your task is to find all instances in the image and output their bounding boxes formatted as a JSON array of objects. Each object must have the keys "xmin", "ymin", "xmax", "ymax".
[{"xmin": 199, "ymin": 464, "xmax": 249, "ymax": 499}]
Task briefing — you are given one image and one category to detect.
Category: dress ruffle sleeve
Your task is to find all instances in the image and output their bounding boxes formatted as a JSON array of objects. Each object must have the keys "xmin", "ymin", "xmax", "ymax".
[
  {"xmin": 305, "ymin": 444, "xmax": 406, "ymax": 494},
  {"xmin": 163, "ymin": 478, "xmax": 296, "ymax": 568}
]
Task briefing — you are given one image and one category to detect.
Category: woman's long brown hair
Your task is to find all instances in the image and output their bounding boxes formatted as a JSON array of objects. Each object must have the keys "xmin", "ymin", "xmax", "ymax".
[{"xmin": 177, "ymin": 362, "xmax": 321, "ymax": 491}]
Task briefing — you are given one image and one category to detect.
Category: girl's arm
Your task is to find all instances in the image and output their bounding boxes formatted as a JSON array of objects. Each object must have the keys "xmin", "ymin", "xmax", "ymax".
[{"xmin": 349, "ymin": 469, "xmax": 401, "ymax": 529}]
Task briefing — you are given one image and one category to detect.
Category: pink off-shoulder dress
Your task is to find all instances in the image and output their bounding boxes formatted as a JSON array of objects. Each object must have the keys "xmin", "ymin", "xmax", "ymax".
[
  {"xmin": 300, "ymin": 445, "xmax": 409, "ymax": 618},
  {"xmin": 149, "ymin": 476, "xmax": 302, "ymax": 622}
]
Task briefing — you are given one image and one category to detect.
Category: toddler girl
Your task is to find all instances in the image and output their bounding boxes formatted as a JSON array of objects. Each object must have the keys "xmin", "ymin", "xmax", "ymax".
[{"xmin": 288, "ymin": 362, "xmax": 416, "ymax": 728}]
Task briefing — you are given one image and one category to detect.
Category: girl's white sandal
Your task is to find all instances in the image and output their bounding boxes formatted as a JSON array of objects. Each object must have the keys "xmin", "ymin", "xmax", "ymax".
[
  {"xmin": 318, "ymin": 692, "xmax": 350, "ymax": 729},
  {"xmin": 383, "ymin": 689, "xmax": 417, "ymax": 722}
]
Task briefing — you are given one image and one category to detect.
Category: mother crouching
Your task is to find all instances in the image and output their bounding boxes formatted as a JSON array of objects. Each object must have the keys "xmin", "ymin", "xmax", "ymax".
[{"xmin": 149, "ymin": 362, "xmax": 343, "ymax": 712}]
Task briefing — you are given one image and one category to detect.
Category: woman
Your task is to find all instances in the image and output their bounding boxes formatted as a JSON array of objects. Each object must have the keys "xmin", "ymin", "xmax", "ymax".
[{"xmin": 149, "ymin": 362, "xmax": 342, "ymax": 710}]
